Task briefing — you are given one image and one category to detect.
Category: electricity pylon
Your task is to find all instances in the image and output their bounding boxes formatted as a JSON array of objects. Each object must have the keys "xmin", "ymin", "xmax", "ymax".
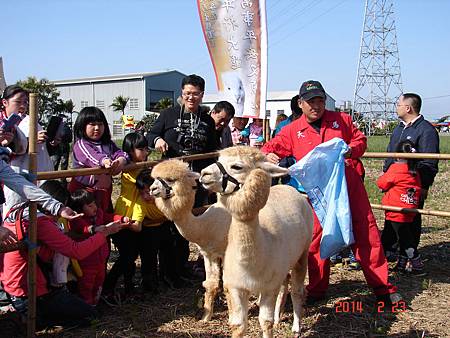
[
  {"xmin": 353, "ymin": 0, "xmax": 403, "ymax": 135},
  {"xmin": 0, "ymin": 57, "xmax": 6, "ymax": 93}
]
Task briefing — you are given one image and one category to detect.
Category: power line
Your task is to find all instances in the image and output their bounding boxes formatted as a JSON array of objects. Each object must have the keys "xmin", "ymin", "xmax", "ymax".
[
  {"xmin": 422, "ymin": 94, "xmax": 450, "ymax": 100},
  {"xmin": 269, "ymin": 0, "xmax": 322, "ymax": 36},
  {"xmin": 270, "ymin": 0, "xmax": 348, "ymax": 48},
  {"xmin": 266, "ymin": 0, "xmax": 285, "ymax": 12},
  {"xmin": 267, "ymin": 0, "xmax": 307, "ymax": 28}
]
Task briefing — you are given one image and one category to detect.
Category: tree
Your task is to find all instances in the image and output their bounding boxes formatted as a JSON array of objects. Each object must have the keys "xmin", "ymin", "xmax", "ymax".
[
  {"xmin": 17, "ymin": 76, "xmax": 63, "ymax": 125},
  {"xmin": 60, "ymin": 99, "xmax": 77, "ymax": 125},
  {"xmin": 110, "ymin": 95, "xmax": 129, "ymax": 115},
  {"xmin": 138, "ymin": 113, "xmax": 159, "ymax": 132},
  {"xmin": 63, "ymin": 99, "xmax": 75, "ymax": 114},
  {"xmin": 155, "ymin": 97, "xmax": 173, "ymax": 111}
]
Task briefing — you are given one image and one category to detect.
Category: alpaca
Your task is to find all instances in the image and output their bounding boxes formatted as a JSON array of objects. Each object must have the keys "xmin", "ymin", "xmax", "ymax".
[
  {"xmin": 200, "ymin": 146, "xmax": 314, "ymax": 338},
  {"xmin": 148, "ymin": 159, "xmax": 231, "ymax": 321}
]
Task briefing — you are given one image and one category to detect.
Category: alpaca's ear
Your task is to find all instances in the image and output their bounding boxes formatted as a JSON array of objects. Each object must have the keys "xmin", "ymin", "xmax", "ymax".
[
  {"xmin": 258, "ymin": 161, "xmax": 289, "ymax": 178},
  {"xmin": 188, "ymin": 171, "xmax": 201, "ymax": 180}
]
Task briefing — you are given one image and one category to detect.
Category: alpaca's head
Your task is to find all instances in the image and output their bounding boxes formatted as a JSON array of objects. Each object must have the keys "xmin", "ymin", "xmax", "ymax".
[
  {"xmin": 149, "ymin": 159, "xmax": 199, "ymax": 220},
  {"xmin": 200, "ymin": 146, "xmax": 288, "ymax": 195}
]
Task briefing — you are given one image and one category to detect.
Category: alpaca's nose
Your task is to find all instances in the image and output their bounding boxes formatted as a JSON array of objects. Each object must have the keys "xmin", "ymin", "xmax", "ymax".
[
  {"xmin": 199, "ymin": 171, "xmax": 211, "ymax": 183},
  {"xmin": 149, "ymin": 186, "xmax": 159, "ymax": 197}
]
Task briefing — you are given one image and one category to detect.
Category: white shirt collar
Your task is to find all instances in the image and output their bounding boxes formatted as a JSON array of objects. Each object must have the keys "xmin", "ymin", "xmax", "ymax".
[{"xmin": 401, "ymin": 114, "xmax": 421, "ymax": 127}]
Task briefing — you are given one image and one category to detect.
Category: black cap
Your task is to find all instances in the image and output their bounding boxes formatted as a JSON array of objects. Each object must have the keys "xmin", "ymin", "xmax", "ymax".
[{"xmin": 299, "ymin": 80, "xmax": 326, "ymax": 101}]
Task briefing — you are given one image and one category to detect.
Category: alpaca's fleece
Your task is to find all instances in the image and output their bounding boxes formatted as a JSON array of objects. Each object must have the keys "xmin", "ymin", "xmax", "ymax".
[
  {"xmin": 220, "ymin": 145, "xmax": 266, "ymax": 164},
  {"xmin": 149, "ymin": 159, "xmax": 232, "ymax": 322},
  {"xmin": 151, "ymin": 159, "xmax": 191, "ymax": 181},
  {"xmin": 200, "ymin": 146, "xmax": 313, "ymax": 337},
  {"xmin": 223, "ymin": 168, "xmax": 271, "ymax": 221},
  {"xmin": 150, "ymin": 160, "xmax": 196, "ymax": 221}
]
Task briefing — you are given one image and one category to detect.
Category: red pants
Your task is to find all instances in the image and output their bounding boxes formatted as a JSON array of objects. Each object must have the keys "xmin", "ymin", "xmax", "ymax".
[
  {"xmin": 306, "ymin": 167, "xmax": 397, "ymax": 297},
  {"xmin": 68, "ymin": 179, "xmax": 112, "ymax": 212},
  {"xmin": 77, "ymin": 264, "xmax": 106, "ymax": 305}
]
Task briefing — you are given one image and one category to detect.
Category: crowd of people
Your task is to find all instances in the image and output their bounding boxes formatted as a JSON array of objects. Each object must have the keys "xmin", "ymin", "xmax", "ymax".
[{"xmin": 0, "ymin": 75, "xmax": 440, "ymax": 330}]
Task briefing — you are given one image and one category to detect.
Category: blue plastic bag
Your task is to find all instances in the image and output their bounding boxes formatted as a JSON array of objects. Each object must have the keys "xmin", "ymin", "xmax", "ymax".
[{"xmin": 289, "ymin": 137, "xmax": 354, "ymax": 259}]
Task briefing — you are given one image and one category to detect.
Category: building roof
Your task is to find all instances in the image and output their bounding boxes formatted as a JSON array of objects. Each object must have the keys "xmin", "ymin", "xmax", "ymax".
[{"xmin": 52, "ymin": 69, "xmax": 186, "ymax": 85}]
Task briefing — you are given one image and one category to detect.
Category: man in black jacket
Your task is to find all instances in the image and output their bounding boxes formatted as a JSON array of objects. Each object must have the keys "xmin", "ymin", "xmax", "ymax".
[
  {"xmin": 147, "ymin": 74, "xmax": 217, "ymax": 173},
  {"xmin": 382, "ymin": 93, "xmax": 439, "ymax": 274},
  {"xmin": 146, "ymin": 74, "xmax": 218, "ymax": 284}
]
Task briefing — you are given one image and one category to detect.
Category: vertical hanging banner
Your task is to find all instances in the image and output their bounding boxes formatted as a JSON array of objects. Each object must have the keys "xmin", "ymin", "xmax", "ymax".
[{"xmin": 197, "ymin": 0, "xmax": 267, "ymax": 118}]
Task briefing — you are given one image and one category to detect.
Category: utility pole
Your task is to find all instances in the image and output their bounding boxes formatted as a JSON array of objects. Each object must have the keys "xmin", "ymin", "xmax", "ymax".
[{"xmin": 353, "ymin": 0, "xmax": 403, "ymax": 135}]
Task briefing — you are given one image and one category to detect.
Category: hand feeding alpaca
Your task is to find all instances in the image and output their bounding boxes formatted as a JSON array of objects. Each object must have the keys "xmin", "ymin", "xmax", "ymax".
[
  {"xmin": 200, "ymin": 146, "xmax": 314, "ymax": 338},
  {"xmin": 148, "ymin": 159, "xmax": 231, "ymax": 321}
]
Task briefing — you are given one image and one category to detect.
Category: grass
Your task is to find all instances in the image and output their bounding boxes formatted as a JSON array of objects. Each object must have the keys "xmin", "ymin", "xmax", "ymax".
[
  {"xmin": 364, "ymin": 135, "xmax": 450, "ymax": 213},
  {"xmin": 367, "ymin": 134, "xmax": 450, "ymax": 153}
]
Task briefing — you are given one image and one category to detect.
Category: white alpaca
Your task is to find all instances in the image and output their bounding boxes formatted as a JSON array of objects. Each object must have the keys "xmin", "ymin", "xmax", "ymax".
[
  {"xmin": 148, "ymin": 159, "xmax": 231, "ymax": 321},
  {"xmin": 200, "ymin": 146, "xmax": 314, "ymax": 338},
  {"xmin": 221, "ymin": 71, "xmax": 245, "ymax": 116}
]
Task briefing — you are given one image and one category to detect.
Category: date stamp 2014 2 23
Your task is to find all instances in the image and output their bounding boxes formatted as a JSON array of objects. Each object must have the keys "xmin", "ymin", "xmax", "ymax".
[{"xmin": 335, "ymin": 300, "xmax": 408, "ymax": 313}]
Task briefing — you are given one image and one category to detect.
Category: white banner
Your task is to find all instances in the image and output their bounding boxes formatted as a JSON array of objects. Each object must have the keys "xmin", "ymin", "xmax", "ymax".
[{"xmin": 197, "ymin": 0, "xmax": 267, "ymax": 118}]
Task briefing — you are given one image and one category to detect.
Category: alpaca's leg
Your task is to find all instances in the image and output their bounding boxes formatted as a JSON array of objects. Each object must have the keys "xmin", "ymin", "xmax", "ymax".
[
  {"xmin": 201, "ymin": 255, "xmax": 221, "ymax": 321},
  {"xmin": 258, "ymin": 291, "xmax": 278, "ymax": 338},
  {"xmin": 290, "ymin": 251, "xmax": 308, "ymax": 336},
  {"xmin": 274, "ymin": 273, "xmax": 290, "ymax": 325},
  {"xmin": 227, "ymin": 287, "xmax": 249, "ymax": 338}
]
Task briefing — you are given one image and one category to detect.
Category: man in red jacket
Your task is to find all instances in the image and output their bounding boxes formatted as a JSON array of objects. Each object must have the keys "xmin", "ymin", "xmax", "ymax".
[{"xmin": 262, "ymin": 80, "xmax": 401, "ymax": 306}]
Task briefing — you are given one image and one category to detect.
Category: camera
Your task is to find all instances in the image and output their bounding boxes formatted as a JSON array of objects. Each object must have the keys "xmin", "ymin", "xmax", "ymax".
[
  {"xmin": 175, "ymin": 106, "xmax": 208, "ymax": 156},
  {"xmin": 176, "ymin": 132, "xmax": 201, "ymax": 155}
]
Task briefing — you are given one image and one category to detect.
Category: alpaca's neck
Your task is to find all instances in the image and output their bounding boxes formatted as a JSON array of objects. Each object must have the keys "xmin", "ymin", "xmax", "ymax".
[
  {"xmin": 228, "ymin": 215, "xmax": 261, "ymax": 263},
  {"xmin": 170, "ymin": 211, "xmax": 206, "ymax": 244},
  {"xmin": 223, "ymin": 168, "xmax": 270, "ymax": 264},
  {"xmin": 157, "ymin": 193, "xmax": 206, "ymax": 245},
  {"xmin": 221, "ymin": 168, "xmax": 270, "ymax": 221}
]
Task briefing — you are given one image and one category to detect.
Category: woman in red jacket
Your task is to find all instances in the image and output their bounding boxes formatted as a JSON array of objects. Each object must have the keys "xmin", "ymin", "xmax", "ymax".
[{"xmin": 377, "ymin": 140, "xmax": 422, "ymax": 274}]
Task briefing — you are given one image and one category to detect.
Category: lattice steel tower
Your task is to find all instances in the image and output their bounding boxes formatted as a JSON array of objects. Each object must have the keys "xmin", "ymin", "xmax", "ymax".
[
  {"xmin": 0, "ymin": 57, "xmax": 6, "ymax": 93},
  {"xmin": 353, "ymin": 0, "xmax": 403, "ymax": 134}
]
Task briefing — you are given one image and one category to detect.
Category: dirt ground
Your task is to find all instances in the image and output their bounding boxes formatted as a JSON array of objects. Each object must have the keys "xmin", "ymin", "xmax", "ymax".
[{"xmin": 1, "ymin": 163, "xmax": 449, "ymax": 338}]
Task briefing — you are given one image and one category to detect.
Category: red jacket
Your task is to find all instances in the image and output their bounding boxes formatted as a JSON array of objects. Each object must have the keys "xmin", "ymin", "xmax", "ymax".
[
  {"xmin": 68, "ymin": 209, "xmax": 113, "ymax": 267},
  {"xmin": 0, "ymin": 216, "xmax": 107, "ymax": 297},
  {"xmin": 262, "ymin": 110, "xmax": 367, "ymax": 167},
  {"xmin": 377, "ymin": 162, "xmax": 422, "ymax": 223}
]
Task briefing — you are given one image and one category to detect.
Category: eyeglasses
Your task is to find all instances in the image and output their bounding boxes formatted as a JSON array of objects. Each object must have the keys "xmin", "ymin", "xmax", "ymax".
[
  {"xmin": 9, "ymin": 99, "xmax": 29, "ymax": 106},
  {"xmin": 182, "ymin": 91, "xmax": 203, "ymax": 99},
  {"xmin": 396, "ymin": 104, "xmax": 409, "ymax": 107}
]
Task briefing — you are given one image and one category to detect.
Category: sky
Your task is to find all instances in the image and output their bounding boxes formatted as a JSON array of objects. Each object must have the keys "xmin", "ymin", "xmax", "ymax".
[{"xmin": 2, "ymin": 0, "xmax": 449, "ymax": 120}]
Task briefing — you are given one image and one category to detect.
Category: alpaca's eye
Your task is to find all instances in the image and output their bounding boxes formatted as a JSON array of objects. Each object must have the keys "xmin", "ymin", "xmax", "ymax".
[
  {"xmin": 166, "ymin": 178, "xmax": 175, "ymax": 183},
  {"xmin": 231, "ymin": 165, "xmax": 243, "ymax": 171}
]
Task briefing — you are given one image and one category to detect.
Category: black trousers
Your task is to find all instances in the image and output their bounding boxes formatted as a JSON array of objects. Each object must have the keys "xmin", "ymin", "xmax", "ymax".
[
  {"xmin": 381, "ymin": 198, "xmax": 424, "ymax": 255},
  {"xmin": 139, "ymin": 222, "xmax": 178, "ymax": 283},
  {"xmin": 103, "ymin": 229, "xmax": 139, "ymax": 292},
  {"xmin": 390, "ymin": 221, "xmax": 417, "ymax": 257},
  {"xmin": 10, "ymin": 287, "xmax": 96, "ymax": 329}
]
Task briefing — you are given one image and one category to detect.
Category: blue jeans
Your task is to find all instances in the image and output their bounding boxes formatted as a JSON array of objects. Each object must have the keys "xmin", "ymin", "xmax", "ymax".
[{"xmin": 10, "ymin": 287, "xmax": 97, "ymax": 328}]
